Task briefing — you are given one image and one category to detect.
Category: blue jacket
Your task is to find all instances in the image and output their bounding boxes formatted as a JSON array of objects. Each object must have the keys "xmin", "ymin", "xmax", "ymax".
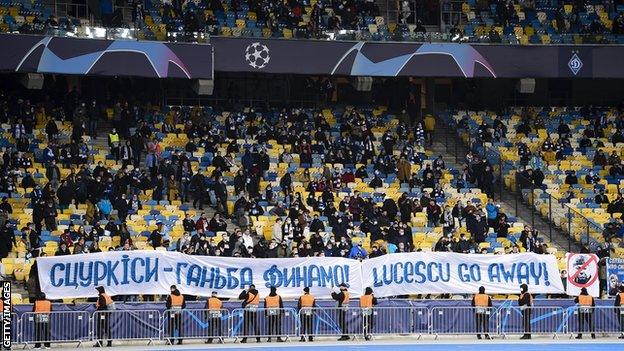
[
  {"xmin": 98, "ymin": 199, "xmax": 112, "ymax": 216},
  {"xmin": 348, "ymin": 246, "xmax": 367, "ymax": 259},
  {"xmin": 485, "ymin": 203, "xmax": 498, "ymax": 220}
]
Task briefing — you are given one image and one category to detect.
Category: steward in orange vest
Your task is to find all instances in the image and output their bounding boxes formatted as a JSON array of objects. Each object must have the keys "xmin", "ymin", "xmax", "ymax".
[
  {"xmin": 298, "ymin": 287, "xmax": 316, "ymax": 342},
  {"xmin": 264, "ymin": 287, "xmax": 283, "ymax": 310},
  {"xmin": 33, "ymin": 292, "xmax": 51, "ymax": 349},
  {"xmin": 298, "ymin": 287, "xmax": 316, "ymax": 309},
  {"xmin": 264, "ymin": 286, "xmax": 284, "ymax": 342},
  {"xmin": 94, "ymin": 286, "xmax": 113, "ymax": 347},
  {"xmin": 206, "ymin": 291, "xmax": 224, "ymax": 344},
  {"xmin": 206, "ymin": 291, "xmax": 223, "ymax": 311},
  {"xmin": 574, "ymin": 287, "xmax": 595, "ymax": 339},
  {"xmin": 238, "ymin": 284, "xmax": 261, "ymax": 343},
  {"xmin": 360, "ymin": 287, "xmax": 378, "ymax": 340},
  {"xmin": 331, "ymin": 283, "xmax": 350, "ymax": 341},
  {"xmin": 471, "ymin": 286, "xmax": 492, "ymax": 340},
  {"xmin": 33, "ymin": 294, "xmax": 52, "ymax": 314},
  {"xmin": 331, "ymin": 283, "xmax": 350, "ymax": 308},
  {"xmin": 95, "ymin": 286, "xmax": 114, "ymax": 311},
  {"xmin": 359, "ymin": 287, "xmax": 378, "ymax": 308},
  {"xmin": 239, "ymin": 284, "xmax": 260, "ymax": 309},
  {"xmin": 167, "ymin": 288, "xmax": 186, "ymax": 310},
  {"xmin": 166, "ymin": 285, "xmax": 185, "ymax": 345}
]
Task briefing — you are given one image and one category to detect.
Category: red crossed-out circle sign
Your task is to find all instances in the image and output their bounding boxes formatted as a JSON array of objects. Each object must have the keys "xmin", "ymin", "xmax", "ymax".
[{"xmin": 567, "ymin": 253, "xmax": 599, "ymax": 288}]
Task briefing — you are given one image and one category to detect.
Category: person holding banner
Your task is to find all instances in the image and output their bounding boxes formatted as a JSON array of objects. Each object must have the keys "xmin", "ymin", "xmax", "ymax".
[
  {"xmin": 264, "ymin": 286, "xmax": 285, "ymax": 342},
  {"xmin": 331, "ymin": 283, "xmax": 350, "ymax": 341},
  {"xmin": 574, "ymin": 287, "xmax": 596, "ymax": 339},
  {"xmin": 33, "ymin": 292, "xmax": 51, "ymax": 349},
  {"xmin": 205, "ymin": 291, "xmax": 224, "ymax": 344},
  {"xmin": 94, "ymin": 286, "xmax": 114, "ymax": 347},
  {"xmin": 298, "ymin": 287, "xmax": 316, "ymax": 342},
  {"xmin": 518, "ymin": 283, "xmax": 533, "ymax": 339},
  {"xmin": 239, "ymin": 284, "xmax": 261, "ymax": 343},
  {"xmin": 360, "ymin": 287, "xmax": 378, "ymax": 341},
  {"xmin": 614, "ymin": 285, "xmax": 624, "ymax": 339},
  {"xmin": 471, "ymin": 286, "xmax": 492, "ymax": 340},
  {"xmin": 166, "ymin": 285, "xmax": 186, "ymax": 345}
]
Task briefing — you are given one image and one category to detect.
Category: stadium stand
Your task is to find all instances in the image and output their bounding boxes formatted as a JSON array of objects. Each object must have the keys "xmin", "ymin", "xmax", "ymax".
[
  {"xmin": 2, "ymin": 0, "xmax": 624, "ymax": 43},
  {"xmin": 2, "ymin": 3, "xmax": 624, "ymax": 351},
  {"xmin": 136, "ymin": 0, "xmax": 624, "ymax": 42},
  {"xmin": 0, "ymin": 85, "xmax": 570, "ymax": 304},
  {"xmin": 458, "ymin": 0, "xmax": 624, "ymax": 44},
  {"xmin": 445, "ymin": 107, "xmax": 624, "ymax": 257}
]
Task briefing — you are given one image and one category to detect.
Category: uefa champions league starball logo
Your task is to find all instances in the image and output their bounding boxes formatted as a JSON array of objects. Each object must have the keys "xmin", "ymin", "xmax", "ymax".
[{"xmin": 244, "ymin": 42, "xmax": 270, "ymax": 69}]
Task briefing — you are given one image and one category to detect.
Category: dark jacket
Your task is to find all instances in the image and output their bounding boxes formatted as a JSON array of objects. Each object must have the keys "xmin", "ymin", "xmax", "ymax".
[
  {"xmin": 518, "ymin": 292, "xmax": 532, "ymax": 307},
  {"xmin": 238, "ymin": 288, "xmax": 260, "ymax": 308},
  {"xmin": 331, "ymin": 290, "xmax": 349, "ymax": 307}
]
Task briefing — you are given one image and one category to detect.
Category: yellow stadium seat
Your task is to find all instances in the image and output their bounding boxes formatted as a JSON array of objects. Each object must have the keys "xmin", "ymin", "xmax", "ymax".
[{"xmin": 11, "ymin": 293, "xmax": 23, "ymax": 305}]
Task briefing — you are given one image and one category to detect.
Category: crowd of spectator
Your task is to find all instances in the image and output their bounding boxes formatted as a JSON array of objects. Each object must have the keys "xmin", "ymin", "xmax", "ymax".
[
  {"xmin": 0, "ymin": 82, "xmax": 556, "ymax": 268},
  {"xmin": 144, "ymin": 0, "xmax": 380, "ymax": 34},
  {"xmin": 3, "ymin": 0, "xmax": 624, "ymax": 43},
  {"xmin": 474, "ymin": 0, "xmax": 624, "ymax": 34},
  {"xmin": 140, "ymin": 0, "xmax": 624, "ymax": 42},
  {"xmin": 450, "ymin": 105, "xmax": 624, "ymax": 256}
]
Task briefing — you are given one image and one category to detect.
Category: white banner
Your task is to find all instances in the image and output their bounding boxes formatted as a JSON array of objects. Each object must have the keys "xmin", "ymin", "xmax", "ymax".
[
  {"xmin": 361, "ymin": 252, "xmax": 564, "ymax": 295},
  {"xmin": 565, "ymin": 253, "xmax": 600, "ymax": 297},
  {"xmin": 37, "ymin": 251, "xmax": 565, "ymax": 299},
  {"xmin": 36, "ymin": 251, "xmax": 363, "ymax": 299}
]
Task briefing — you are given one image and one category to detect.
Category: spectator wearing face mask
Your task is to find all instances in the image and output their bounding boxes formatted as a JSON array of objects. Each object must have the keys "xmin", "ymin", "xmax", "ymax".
[{"xmin": 348, "ymin": 242, "xmax": 367, "ymax": 259}]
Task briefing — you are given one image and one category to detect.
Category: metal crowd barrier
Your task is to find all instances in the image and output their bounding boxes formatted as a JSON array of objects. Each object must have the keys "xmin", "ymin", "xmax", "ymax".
[
  {"xmin": 92, "ymin": 309, "xmax": 161, "ymax": 346},
  {"xmin": 499, "ymin": 306, "xmax": 565, "ymax": 338},
  {"xmin": 567, "ymin": 306, "xmax": 624, "ymax": 337},
  {"xmin": 431, "ymin": 306, "xmax": 497, "ymax": 338},
  {"xmin": 369, "ymin": 307, "xmax": 429, "ymax": 338},
  {"xmin": 8, "ymin": 304, "xmax": 624, "ymax": 345},
  {"xmin": 11, "ymin": 313, "xmax": 19, "ymax": 344},
  {"xmin": 162, "ymin": 308, "xmax": 229, "ymax": 344},
  {"xmin": 231, "ymin": 308, "xmax": 298, "ymax": 342},
  {"xmin": 21, "ymin": 311, "xmax": 91, "ymax": 347},
  {"xmin": 300, "ymin": 307, "xmax": 363, "ymax": 340}
]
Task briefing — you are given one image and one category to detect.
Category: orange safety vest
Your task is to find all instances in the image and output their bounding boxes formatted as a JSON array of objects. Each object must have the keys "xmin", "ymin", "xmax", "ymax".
[
  {"xmin": 520, "ymin": 293, "xmax": 533, "ymax": 306},
  {"xmin": 265, "ymin": 295, "xmax": 280, "ymax": 309},
  {"xmin": 170, "ymin": 294, "xmax": 184, "ymax": 307},
  {"xmin": 246, "ymin": 292, "xmax": 260, "ymax": 306},
  {"xmin": 618, "ymin": 292, "xmax": 624, "ymax": 306},
  {"xmin": 474, "ymin": 294, "xmax": 489, "ymax": 307},
  {"xmin": 360, "ymin": 294, "xmax": 373, "ymax": 308},
  {"xmin": 300, "ymin": 294, "xmax": 315, "ymax": 308},
  {"xmin": 578, "ymin": 295, "xmax": 593, "ymax": 306},
  {"xmin": 207, "ymin": 297, "xmax": 222, "ymax": 310},
  {"xmin": 34, "ymin": 300, "xmax": 51, "ymax": 313},
  {"xmin": 96, "ymin": 293, "xmax": 113, "ymax": 309},
  {"xmin": 342, "ymin": 291, "xmax": 350, "ymax": 305}
]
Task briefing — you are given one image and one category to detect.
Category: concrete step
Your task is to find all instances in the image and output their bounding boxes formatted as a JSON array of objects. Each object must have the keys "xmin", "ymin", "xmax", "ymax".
[{"xmin": 433, "ymin": 125, "xmax": 581, "ymax": 253}]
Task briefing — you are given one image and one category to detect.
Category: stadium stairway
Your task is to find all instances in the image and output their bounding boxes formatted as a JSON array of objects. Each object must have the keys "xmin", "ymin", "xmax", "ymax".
[{"xmin": 433, "ymin": 122, "xmax": 582, "ymax": 253}]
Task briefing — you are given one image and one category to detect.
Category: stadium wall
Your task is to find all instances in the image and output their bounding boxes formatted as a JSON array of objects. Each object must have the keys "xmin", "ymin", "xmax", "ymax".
[
  {"xmin": 2, "ymin": 34, "xmax": 624, "ymax": 79},
  {"xmin": 212, "ymin": 37, "xmax": 624, "ymax": 78},
  {"xmin": 0, "ymin": 34, "xmax": 213, "ymax": 79}
]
